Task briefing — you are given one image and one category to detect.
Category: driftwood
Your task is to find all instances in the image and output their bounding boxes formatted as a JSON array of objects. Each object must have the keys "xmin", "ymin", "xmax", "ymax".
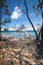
[
  {"xmin": 0, "ymin": 47, "xmax": 41, "ymax": 65},
  {"xmin": 0, "ymin": 37, "xmax": 43, "ymax": 65}
]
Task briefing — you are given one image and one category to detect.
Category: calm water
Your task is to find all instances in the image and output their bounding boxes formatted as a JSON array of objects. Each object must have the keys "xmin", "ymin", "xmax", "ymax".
[{"xmin": 1, "ymin": 30, "xmax": 36, "ymax": 39}]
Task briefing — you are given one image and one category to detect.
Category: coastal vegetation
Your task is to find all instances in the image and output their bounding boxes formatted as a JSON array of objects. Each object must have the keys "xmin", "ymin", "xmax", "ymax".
[
  {"xmin": 0, "ymin": 0, "xmax": 43, "ymax": 65},
  {"xmin": 4, "ymin": 28, "xmax": 9, "ymax": 31},
  {"xmin": 33, "ymin": 0, "xmax": 43, "ymax": 42},
  {"xmin": 18, "ymin": 0, "xmax": 43, "ymax": 41},
  {"xmin": 0, "ymin": 0, "xmax": 10, "ymax": 39}
]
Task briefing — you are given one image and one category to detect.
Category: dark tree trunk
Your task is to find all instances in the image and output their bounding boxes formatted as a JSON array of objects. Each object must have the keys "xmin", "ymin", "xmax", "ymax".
[
  {"xmin": 0, "ymin": 20, "xmax": 2, "ymax": 40},
  {"xmin": 24, "ymin": 0, "xmax": 38, "ymax": 40},
  {"xmin": 0, "ymin": 7, "xmax": 2, "ymax": 40},
  {"xmin": 0, "ymin": 23, "xmax": 1, "ymax": 37},
  {"xmin": 41, "ymin": 24, "xmax": 43, "ymax": 42},
  {"xmin": 27, "ymin": 14, "xmax": 39, "ymax": 40}
]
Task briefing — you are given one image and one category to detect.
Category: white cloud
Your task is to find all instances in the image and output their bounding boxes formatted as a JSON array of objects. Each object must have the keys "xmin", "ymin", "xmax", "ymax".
[{"xmin": 11, "ymin": 6, "xmax": 22, "ymax": 20}]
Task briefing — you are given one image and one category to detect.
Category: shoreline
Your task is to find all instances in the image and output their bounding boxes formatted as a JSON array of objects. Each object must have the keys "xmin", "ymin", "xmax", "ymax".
[
  {"xmin": 1, "ymin": 30, "xmax": 36, "ymax": 39},
  {"xmin": 1, "ymin": 35, "xmax": 34, "ymax": 41}
]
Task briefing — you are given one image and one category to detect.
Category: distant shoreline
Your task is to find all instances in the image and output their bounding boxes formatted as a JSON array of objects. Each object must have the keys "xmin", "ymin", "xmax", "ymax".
[
  {"xmin": 1, "ymin": 30, "xmax": 34, "ymax": 32},
  {"xmin": 1, "ymin": 30, "xmax": 36, "ymax": 39}
]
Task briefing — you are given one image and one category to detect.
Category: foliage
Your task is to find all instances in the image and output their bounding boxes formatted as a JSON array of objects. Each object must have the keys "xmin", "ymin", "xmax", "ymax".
[
  {"xmin": 4, "ymin": 28, "xmax": 9, "ymax": 31},
  {"xmin": 33, "ymin": 0, "xmax": 43, "ymax": 41},
  {"xmin": 18, "ymin": 0, "xmax": 39, "ymax": 40},
  {"xmin": 0, "ymin": 0, "xmax": 11, "ymax": 37}
]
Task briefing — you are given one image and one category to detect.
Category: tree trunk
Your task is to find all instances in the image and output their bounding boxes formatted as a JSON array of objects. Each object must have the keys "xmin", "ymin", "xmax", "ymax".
[
  {"xmin": 41, "ymin": 10, "xmax": 43, "ymax": 42},
  {"xmin": 38, "ymin": 8, "xmax": 43, "ymax": 42},
  {"xmin": 37, "ymin": 0, "xmax": 43, "ymax": 41},
  {"xmin": 27, "ymin": 14, "xmax": 39, "ymax": 40},
  {"xmin": 0, "ymin": 8, "xmax": 2, "ymax": 40},
  {"xmin": 24, "ymin": 0, "xmax": 38, "ymax": 40},
  {"xmin": 0, "ymin": 23, "xmax": 1, "ymax": 37},
  {"xmin": 41, "ymin": 24, "xmax": 43, "ymax": 42}
]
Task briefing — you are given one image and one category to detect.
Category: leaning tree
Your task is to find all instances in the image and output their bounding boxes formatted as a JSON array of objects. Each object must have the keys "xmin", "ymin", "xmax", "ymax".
[
  {"xmin": 0, "ymin": 0, "xmax": 10, "ymax": 39},
  {"xmin": 18, "ymin": 0, "xmax": 43, "ymax": 41},
  {"xmin": 18, "ymin": 0, "xmax": 39, "ymax": 40}
]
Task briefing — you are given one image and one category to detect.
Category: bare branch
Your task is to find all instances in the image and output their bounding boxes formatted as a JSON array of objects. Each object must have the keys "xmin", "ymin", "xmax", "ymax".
[
  {"xmin": 19, "ymin": 7, "xmax": 26, "ymax": 14},
  {"xmin": 24, "ymin": 0, "xmax": 28, "ymax": 15}
]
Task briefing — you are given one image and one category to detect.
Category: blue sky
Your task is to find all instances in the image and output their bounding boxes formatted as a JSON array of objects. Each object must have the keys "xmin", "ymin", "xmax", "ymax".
[{"xmin": 2, "ymin": 0, "xmax": 42, "ymax": 29}]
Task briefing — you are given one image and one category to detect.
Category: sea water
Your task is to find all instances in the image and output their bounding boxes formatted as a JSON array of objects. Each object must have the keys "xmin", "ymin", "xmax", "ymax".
[{"xmin": 1, "ymin": 30, "xmax": 36, "ymax": 39}]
